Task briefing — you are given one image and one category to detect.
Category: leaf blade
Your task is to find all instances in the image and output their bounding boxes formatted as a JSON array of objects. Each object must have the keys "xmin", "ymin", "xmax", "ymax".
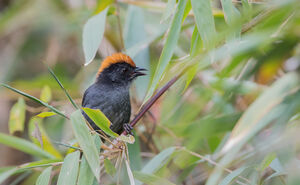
[
  {"xmin": 70, "ymin": 110, "xmax": 101, "ymax": 181},
  {"xmin": 57, "ymin": 151, "xmax": 80, "ymax": 185}
]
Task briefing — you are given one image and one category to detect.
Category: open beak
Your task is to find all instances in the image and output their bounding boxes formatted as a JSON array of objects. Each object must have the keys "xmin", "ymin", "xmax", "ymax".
[{"xmin": 133, "ymin": 67, "xmax": 147, "ymax": 77}]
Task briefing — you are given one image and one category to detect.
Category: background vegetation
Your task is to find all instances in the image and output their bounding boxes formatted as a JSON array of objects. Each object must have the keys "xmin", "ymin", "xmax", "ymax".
[{"xmin": 0, "ymin": 0, "xmax": 300, "ymax": 184}]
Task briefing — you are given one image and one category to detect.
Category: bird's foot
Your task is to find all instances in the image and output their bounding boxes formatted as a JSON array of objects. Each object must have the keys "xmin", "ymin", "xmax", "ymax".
[{"xmin": 123, "ymin": 123, "xmax": 134, "ymax": 136}]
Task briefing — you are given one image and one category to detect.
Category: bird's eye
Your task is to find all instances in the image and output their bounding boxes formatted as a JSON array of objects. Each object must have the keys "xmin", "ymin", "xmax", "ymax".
[{"xmin": 122, "ymin": 68, "xmax": 128, "ymax": 74}]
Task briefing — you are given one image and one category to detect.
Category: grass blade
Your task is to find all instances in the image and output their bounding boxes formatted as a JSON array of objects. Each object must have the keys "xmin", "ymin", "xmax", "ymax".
[
  {"xmin": 191, "ymin": 0, "xmax": 217, "ymax": 49},
  {"xmin": 0, "ymin": 133, "xmax": 55, "ymax": 159},
  {"xmin": 144, "ymin": 0, "xmax": 187, "ymax": 104},
  {"xmin": 36, "ymin": 166, "xmax": 52, "ymax": 185},
  {"xmin": 77, "ymin": 156, "xmax": 96, "ymax": 185},
  {"xmin": 1, "ymin": 83, "xmax": 68, "ymax": 119},
  {"xmin": 0, "ymin": 168, "xmax": 18, "ymax": 184},
  {"xmin": 57, "ymin": 151, "xmax": 80, "ymax": 185},
  {"xmin": 133, "ymin": 171, "xmax": 175, "ymax": 185},
  {"xmin": 46, "ymin": 65, "xmax": 79, "ymax": 109},
  {"xmin": 70, "ymin": 110, "xmax": 100, "ymax": 182}
]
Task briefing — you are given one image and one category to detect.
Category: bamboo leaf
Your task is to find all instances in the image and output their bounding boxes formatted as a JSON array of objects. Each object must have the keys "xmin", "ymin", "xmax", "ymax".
[
  {"xmin": 36, "ymin": 112, "xmax": 57, "ymax": 118},
  {"xmin": 36, "ymin": 166, "xmax": 52, "ymax": 185},
  {"xmin": 46, "ymin": 66, "xmax": 79, "ymax": 109},
  {"xmin": 160, "ymin": 0, "xmax": 176, "ymax": 23},
  {"xmin": 104, "ymin": 159, "xmax": 116, "ymax": 177},
  {"xmin": 9, "ymin": 98, "xmax": 26, "ymax": 134},
  {"xmin": 1, "ymin": 83, "xmax": 68, "ymax": 119},
  {"xmin": 0, "ymin": 168, "xmax": 18, "ymax": 184},
  {"xmin": 0, "ymin": 133, "xmax": 55, "ymax": 159},
  {"xmin": 70, "ymin": 110, "xmax": 100, "ymax": 182},
  {"xmin": 141, "ymin": 147, "xmax": 176, "ymax": 174},
  {"xmin": 28, "ymin": 117, "xmax": 62, "ymax": 159},
  {"xmin": 77, "ymin": 156, "xmax": 95, "ymax": 185},
  {"xmin": 83, "ymin": 8, "xmax": 108, "ymax": 65},
  {"xmin": 133, "ymin": 171, "xmax": 175, "ymax": 185},
  {"xmin": 144, "ymin": 0, "xmax": 187, "ymax": 103},
  {"xmin": 219, "ymin": 166, "xmax": 247, "ymax": 185},
  {"xmin": 191, "ymin": 0, "xmax": 216, "ymax": 49},
  {"xmin": 40, "ymin": 85, "xmax": 51, "ymax": 103},
  {"xmin": 82, "ymin": 107, "xmax": 118, "ymax": 138},
  {"xmin": 57, "ymin": 151, "xmax": 80, "ymax": 185}
]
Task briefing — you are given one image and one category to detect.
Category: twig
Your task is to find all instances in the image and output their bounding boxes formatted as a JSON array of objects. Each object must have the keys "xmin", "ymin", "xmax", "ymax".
[{"xmin": 122, "ymin": 74, "xmax": 181, "ymax": 135}]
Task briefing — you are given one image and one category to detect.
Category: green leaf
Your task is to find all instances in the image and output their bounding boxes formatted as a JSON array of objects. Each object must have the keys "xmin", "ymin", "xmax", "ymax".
[
  {"xmin": 40, "ymin": 85, "xmax": 52, "ymax": 103},
  {"xmin": 77, "ymin": 156, "xmax": 95, "ymax": 185},
  {"xmin": 219, "ymin": 166, "xmax": 247, "ymax": 185},
  {"xmin": 142, "ymin": 147, "xmax": 176, "ymax": 174},
  {"xmin": 124, "ymin": 5, "xmax": 151, "ymax": 100},
  {"xmin": 57, "ymin": 151, "xmax": 80, "ymax": 185},
  {"xmin": 160, "ymin": 0, "xmax": 176, "ymax": 23},
  {"xmin": 0, "ymin": 133, "xmax": 55, "ymax": 159},
  {"xmin": 28, "ymin": 117, "xmax": 62, "ymax": 159},
  {"xmin": 182, "ymin": 0, "xmax": 192, "ymax": 23},
  {"xmin": 133, "ymin": 171, "xmax": 175, "ymax": 185},
  {"xmin": 0, "ymin": 168, "xmax": 18, "ymax": 184},
  {"xmin": 9, "ymin": 98, "xmax": 26, "ymax": 134},
  {"xmin": 95, "ymin": 0, "xmax": 113, "ymax": 14},
  {"xmin": 128, "ymin": 132, "xmax": 142, "ymax": 171},
  {"xmin": 259, "ymin": 153, "xmax": 276, "ymax": 171},
  {"xmin": 191, "ymin": 0, "xmax": 216, "ymax": 49},
  {"xmin": 36, "ymin": 112, "xmax": 57, "ymax": 118},
  {"xmin": 70, "ymin": 110, "xmax": 100, "ymax": 182},
  {"xmin": 82, "ymin": 107, "xmax": 118, "ymax": 138},
  {"xmin": 1, "ymin": 83, "xmax": 68, "ymax": 119},
  {"xmin": 83, "ymin": 8, "xmax": 108, "ymax": 65},
  {"xmin": 104, "ymin": 159, "xmax": 116, "ymax": 177},
  {"xmin": 221, "ymin": 0, "xmax": 241, "ymax": 39},
  {"xmin": 190, "ymin": 26, "xmax": 202, "ymax": 57},
  {"xmin": 36, "ymin": 166, "xmax": 52, "ymax": 185},
  {"xmin": 207, "ymin": 73, "xmax": 300, "ymax": 185},
  {"xmin": 47, "ymin": 66, "xmax": 79, "ymax": 109},
  {"xmin": 144, "ymin": 0, "xmax": 187, "ymax": 104}
]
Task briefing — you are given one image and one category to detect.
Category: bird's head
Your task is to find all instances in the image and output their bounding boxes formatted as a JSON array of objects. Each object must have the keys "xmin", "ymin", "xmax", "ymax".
[{"xmin": 96, "ymin": 53, "xmax": 146, "ymax": 85}]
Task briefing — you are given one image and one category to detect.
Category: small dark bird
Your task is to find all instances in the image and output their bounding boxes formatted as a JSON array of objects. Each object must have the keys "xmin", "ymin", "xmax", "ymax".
[{"xmin": 82, "ymin": 53, "xmax": 146, "ymax": 135}]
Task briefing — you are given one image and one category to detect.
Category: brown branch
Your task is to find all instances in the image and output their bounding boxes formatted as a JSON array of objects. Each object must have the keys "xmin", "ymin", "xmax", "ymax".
[{"xmin": 122, "ymin": 74, "xmax": 181, "ymax": 135}]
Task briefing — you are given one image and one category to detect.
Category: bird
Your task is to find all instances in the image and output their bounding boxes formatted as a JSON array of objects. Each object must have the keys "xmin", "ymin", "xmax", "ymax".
[{"xmin": 81, "ymin": 53, "xmax": 146, "ymax": 135}]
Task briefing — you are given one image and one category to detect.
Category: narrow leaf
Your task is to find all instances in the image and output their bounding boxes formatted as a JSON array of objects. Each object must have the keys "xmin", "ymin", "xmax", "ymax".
[
  {"xmin": 77, "ymin": 156, "xmax": 95, "ymax": 185},
  {"xmin": 191, "ymin": 0, "xmax": 216, "ymax": 49},
  {"xmin": 1, "ymin": 83, "xmax": 68, "ymax": 119},
  {"xmin": 36, "ymin": 166, "xmax": 52, "ymax": 185},
  {"xmin": 133, "ymin": 171, "xmax": 175, "ymax": 185},
  {"xmin": 160, "ymin": 0, "xmax": 176, "ymax": 23},
  {"xmin": 0, "ymin": 168, "xmax": 18, "ymax": 184},
  {"xmin": 47, "ymin": 66, "xmax": 79, "ymax": 109},
  {"xmin": 82, "ymin": 107, "xmax": 118, "ymax": 138},
  {"xmin": 219, "ymin": 166, "xmax": 247, "ymax": 185},
  {"xmin": 83, "ymin": 8, "xmax": 108, "ymax": 65},
  {"xmin": 104, "ymin": 159, "xmax": 116, "ymax": 177},
  {"xmin": 144, "ymin": 0, "xmax": 187, "ymax": 103},
  {"xmin": 28, "ymin": 118, "xmax": 62, "ymax": 159},
  {"xmin": 9, "ymin": 98, "xmax": 26, "ymax": 134},
  {"xmin": 221, "ymin": 0, "xmax": 241, "ymax": 39},
  {"xmin": 142, "ymin": 147, "xmax": 176, "ymax": 173},
  {"xmin": 40, "ymin": 85, "xmax": 52, "ymax": 103},
  {"xmin": 70, "ymin": 110, "xmax": 100, "ymax": 181},
  {"xmin": 0, "ymin": 133, "xmax": 55, "ymax": 159},
  {"xmin": 36, "ymin": 112, "xmax": 57, "ymax": 118},
  {"xmin": 57, "ymin": 151, "xmax": 80, "ymax": 185}
]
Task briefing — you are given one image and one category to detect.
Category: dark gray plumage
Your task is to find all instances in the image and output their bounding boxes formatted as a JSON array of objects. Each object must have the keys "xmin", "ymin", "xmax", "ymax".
[{"xmin": 82, "ymin": 61, "xmax": 146, "ymax": 135}]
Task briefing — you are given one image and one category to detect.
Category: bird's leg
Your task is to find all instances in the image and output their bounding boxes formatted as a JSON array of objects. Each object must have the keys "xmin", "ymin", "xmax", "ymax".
[{"xmin": 123, "ymin": 123, "xmax": 134, "ymax": 136}]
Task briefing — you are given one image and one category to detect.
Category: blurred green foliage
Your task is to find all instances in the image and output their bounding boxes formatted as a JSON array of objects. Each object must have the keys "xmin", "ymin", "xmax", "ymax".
[{"xmin": 0, "ymin": 0, "xmax": 300, "ymax": 184}]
